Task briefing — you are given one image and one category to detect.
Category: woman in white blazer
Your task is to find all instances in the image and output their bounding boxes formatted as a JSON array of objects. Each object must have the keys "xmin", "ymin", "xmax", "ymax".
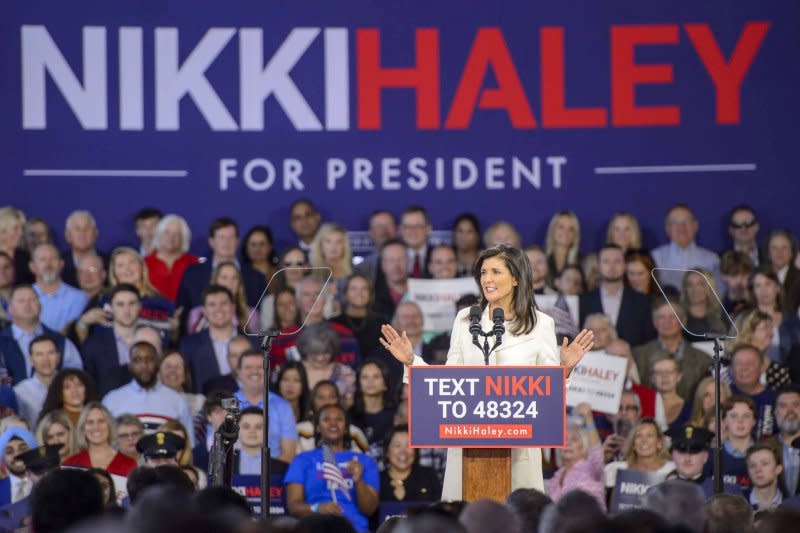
[{"xmin": 380, "ymin": 243, "xmax": 594, "ymax": 500}]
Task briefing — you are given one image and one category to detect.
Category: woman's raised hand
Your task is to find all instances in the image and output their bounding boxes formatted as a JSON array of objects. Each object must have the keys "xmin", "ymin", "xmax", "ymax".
[
  {"xmin": 379, "ymin": 324, "xmax": 414, "ymax": 366},
  {"xmin": 560, "ymin": 328, "xmax": 595, "ymax": 372}
]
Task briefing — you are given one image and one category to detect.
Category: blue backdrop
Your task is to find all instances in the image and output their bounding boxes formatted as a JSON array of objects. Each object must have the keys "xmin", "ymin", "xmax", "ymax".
[{"xmin": 2, "ymin": 1, "xmax": 798, "ymax": 253}]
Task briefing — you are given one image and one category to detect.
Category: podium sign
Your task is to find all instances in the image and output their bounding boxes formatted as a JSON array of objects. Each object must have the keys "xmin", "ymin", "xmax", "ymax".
[{"xmin": 408, "ymin": 365, "xmax": 566, "ymax": 448}]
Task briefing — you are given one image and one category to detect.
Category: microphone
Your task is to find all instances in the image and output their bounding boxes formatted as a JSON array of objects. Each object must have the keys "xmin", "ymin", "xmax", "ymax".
[
  {"xmin": 492, "ymin": 307, "xmax": 505, "ymax": 347},
  {"xmin": 469, "ymin": 305, "xmax": 482, "ymax": 346}
]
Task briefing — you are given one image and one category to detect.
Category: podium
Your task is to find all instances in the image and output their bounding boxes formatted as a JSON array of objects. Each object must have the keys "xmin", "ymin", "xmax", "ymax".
[
  {"xmin": 462, "ymin": 448, "xmax": 511, "ymax": 502},
  {"xmin": 408, "ymin": 365, "xmax": 566, "ymax": 503}
]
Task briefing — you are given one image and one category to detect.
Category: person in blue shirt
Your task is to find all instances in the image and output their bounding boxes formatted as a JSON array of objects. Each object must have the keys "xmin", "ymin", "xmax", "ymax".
[
  {"xmin": 285, "ymin": 403, "xmax": 379, "ymax": 532},
  {"xmin": 233, "ymin": 349, "xmax": 298, "ymax": 463}
]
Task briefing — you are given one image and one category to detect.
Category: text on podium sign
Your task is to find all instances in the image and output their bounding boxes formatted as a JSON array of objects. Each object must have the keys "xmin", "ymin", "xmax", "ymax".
[{"xmin": 408, "ymin": 365, "xmax": 566, "ymax": 448}]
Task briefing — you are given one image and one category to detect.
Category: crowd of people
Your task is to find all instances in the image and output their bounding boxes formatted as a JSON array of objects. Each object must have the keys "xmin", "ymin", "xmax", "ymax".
[{"xmin": 0, "ymin": 201, "xmax": 799, "ymax": 531}]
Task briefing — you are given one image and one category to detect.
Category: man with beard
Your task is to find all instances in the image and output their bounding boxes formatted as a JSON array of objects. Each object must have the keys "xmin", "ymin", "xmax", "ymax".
[
  {"xmin": 0, "ymin": 428, "xmax": 37, "ymax": 506},
  {"xmin": 580, "ymin": 245, "xmax": 655, "ymax": 348},
  {"xmin": 102, "ymin": 341, "xmax": 194, "ymax": 445},
  {"xmin": 767, "ymin": 385, "xmax": 800, "ymax": 497},
  {"xmin": 30, "ymin": 243, "xmax": 87, "ymax": 333}
]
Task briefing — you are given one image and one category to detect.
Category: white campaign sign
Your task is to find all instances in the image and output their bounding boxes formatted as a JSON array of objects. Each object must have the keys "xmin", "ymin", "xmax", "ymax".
[
  {"xmin": 566, "ymin": 350, "xmax": 628, "ymax": 414},
  {"xmin": 407, "ymin": 277, "xmax": 479, "ymax": 332}
]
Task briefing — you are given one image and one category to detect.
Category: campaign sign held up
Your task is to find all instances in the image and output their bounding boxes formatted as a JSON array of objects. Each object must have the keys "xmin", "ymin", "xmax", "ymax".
[
  {"xmin": 408, "ymin": 365, "xmax": 566, "ymax": 448},
  {"xmin": 231, "ymin": 474, "xmax": 286, "ymax": 518}
]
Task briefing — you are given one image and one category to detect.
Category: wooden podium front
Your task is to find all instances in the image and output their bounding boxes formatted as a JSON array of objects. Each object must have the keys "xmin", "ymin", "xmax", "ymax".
[{"xmin": 462, "ymin": 448, "xmax": 511, "ymax": 502}]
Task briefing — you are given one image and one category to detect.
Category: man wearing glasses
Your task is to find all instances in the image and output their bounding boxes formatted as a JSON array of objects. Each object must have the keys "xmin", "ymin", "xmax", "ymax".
[
  {"xmin": 115, "ymin": 414, "xmax": 145, "ymax": 461},
  {"xmin": 602, "ymin": 390, "xmax": 642, "ymax": 463},
  {"xmin": 725, "ymin": 205, "xmax": 762, "ymax": 267}
]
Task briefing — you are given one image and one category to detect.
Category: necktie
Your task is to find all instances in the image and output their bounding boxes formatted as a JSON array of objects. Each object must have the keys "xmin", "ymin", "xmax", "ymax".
[
  {"xmin": 14, "ymin": 479, "xmax": 29, "ymax": 503},
  {"xmin": 412, "ymin": 253, "xmax": 422, "ymax": 278}
]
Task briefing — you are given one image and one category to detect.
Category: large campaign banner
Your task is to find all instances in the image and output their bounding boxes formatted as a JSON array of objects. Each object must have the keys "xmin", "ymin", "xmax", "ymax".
[{"xmin": 2, "ymin": 1, "xmax": 798, "ymax": 252}]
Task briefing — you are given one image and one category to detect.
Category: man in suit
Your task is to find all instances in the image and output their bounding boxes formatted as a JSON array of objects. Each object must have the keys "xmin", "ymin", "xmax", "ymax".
[
  {"xmin": 60, "ymin": 210, "xmax": 108, "ymax": 288},
  {"xmin": 580, "ymin": 245, "xmax": 656, "ymax": 348},
  {"xmin": 82, "ymin": 284, "xmax": 141, "ymax": 395},
  {"xmin": 201, "ymin": 335, "xmax": 251, "ymax": 395},
  {"xmin": 175, "ymin": 217, "xmax": 265, "ymax": 324},
  {"xmin": 0, "ymin": 444, "xmax": 62, "ymax": 531},
  {"xmin": 399, "ymin": 206, "xmax": 432, "ymax": 279},
  {"xmin": 633, "ymin": 297, "xmax": 711, "ymax": 401},
  {"xmin": 765, "ymin": 229, "xmax": 800, "ymax": 315},
  {"xmin": 0, "ymin": 286, "xmax": 82, "ymax": 385},
  {"xmin": 180, "ymin": 285, "xmax": 238, "ymax": 394}
]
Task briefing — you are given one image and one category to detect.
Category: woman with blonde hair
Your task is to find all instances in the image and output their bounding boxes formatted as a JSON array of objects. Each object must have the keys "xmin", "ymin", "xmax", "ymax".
[
  {"xmin": 309, "ymin": 223, "xmax": 352, "ymax": 317},
  {"xmin": 108, "ymin": 246, "xmax": 180, "ymax": 336},
  {"xmin": 726, "ymin": 310, "xmax": 791, "ymax": 390},
  {"xmin": 605, "ymin": 212, "xmax": 642, "ymax": 253},
  {"xmin": 604, "ymin": 418, "xmax": 675, "ymax": 489},
  {"xmin": 310, "ymin": 223, "xmax": 352, "ymax": 280},
  {"xmin": 186, "ymin": 261, "xmax": 258, "ymax": 334},
  {"xmin": 689, "ymin": 376, "xmax": 731, "ymax": 428},
  {"xmin": 63, "ymin": 402, "xmax": 136, "ymax": 477},
  {"xmin": 545, "ymin": 210, "xmax": 581, "ymax": 276},
  {"xmin": 680, "ymin": 268, "xmax": 727, "ymax": 340},
  {"xmin": 0, "ymin": 206, "xmax": 33, "ymax": 283},
  {"xmin": 35, "ymin": 410, "xmax": 78, "ymax": 462}
]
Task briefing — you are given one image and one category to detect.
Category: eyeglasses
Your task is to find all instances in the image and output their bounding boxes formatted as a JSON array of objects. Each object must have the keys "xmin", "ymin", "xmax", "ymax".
[
  {"xmin": 730, "ymin": 219, "xmax": 757, "ymax": 229},
  {"xmin": 619, "ymin": 405, "xmax": 640, "ymax": 412}
]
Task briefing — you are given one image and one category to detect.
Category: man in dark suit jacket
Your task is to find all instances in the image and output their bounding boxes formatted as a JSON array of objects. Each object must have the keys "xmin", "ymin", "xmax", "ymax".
[
  {"xmin": 0, "ymin": 286, "xmax": 81, "ymax": 385},
  {"xmin": 175, "ymin": 217, "xmax": 265, "ymax": 333},
  {"xmin": 200, "ymin": 335, "xmax": 253, "ymax": 395},
  {"xmin": 579, "ymin": 245, "xmax": 656, "ymax": 348},
  {"xmin": 180, "ymin": 285, "xmax": 241, "ymax": 394},
  {"xmin": 399, "ymin": 206, "xmax": 433, "ymax": 279},
  {"xmin": 82, "ymin": 284, "xmax": 142, "ymax": 395},
  {"xmin": 60, "ymin": 210, "xmax": 108, "ymax": 288}
]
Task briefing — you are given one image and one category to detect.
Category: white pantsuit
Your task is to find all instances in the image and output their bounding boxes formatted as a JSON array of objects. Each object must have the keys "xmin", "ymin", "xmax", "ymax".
[{"xmin": 406, "ymin": 305, "xmax": 560, "ymax": 501}]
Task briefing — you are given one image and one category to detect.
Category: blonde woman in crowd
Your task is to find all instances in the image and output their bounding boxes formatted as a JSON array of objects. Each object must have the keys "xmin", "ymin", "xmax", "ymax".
[
  {"xmin": 606, "ymin": 212, "xmax": 642, "ymax": 253},
  {"xmin": 0, "ymin": 206, "xmax": 32, "ymax": 283},
  {"xmin": 604, "ymin": 418, "xmax": 675, "ymax": 489},
  {"xmin": 546, "ymin": 210, "xmax": 581, "ymax": 276},
  {"xmin": 35, "ymin": 410, "xmax": 77, "ymax": 462}
]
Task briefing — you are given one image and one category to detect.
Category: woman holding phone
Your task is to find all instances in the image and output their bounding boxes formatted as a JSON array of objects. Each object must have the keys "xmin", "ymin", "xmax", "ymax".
[{"xmin": 380, "ymin": 243, "xmax": 594, "ymax": 500}]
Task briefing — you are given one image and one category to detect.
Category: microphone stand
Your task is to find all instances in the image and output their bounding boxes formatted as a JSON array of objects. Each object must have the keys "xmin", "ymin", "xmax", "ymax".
[
  {"xmin": 471, "ymin": 327, "xmax": 504, "ymax": 365},
  {"xmin": 259, "ymin": 330, "xmax": 279, "ymax": 519},
  {"xmin": 651, "ymin": 268, "xmax": 737, "ymax": 496},
  {"xmin": 705, "ymin": 332, "xmax": 726, "ymax": 495}
]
